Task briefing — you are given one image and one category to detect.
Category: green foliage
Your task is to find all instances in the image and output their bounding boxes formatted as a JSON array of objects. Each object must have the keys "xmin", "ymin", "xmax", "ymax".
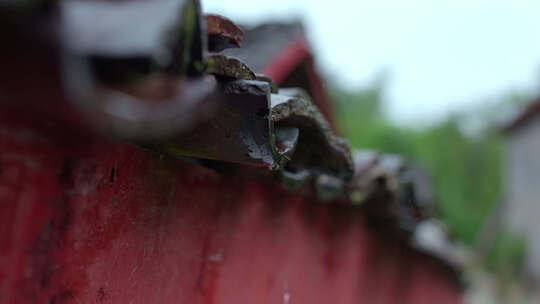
[
  {"xmin": 335, "ymin": 85, "xmax": 504, "ymax": 244},
  {"xmin": 485, "ymin": 233, "xmax": 526, "ymax": 279}
]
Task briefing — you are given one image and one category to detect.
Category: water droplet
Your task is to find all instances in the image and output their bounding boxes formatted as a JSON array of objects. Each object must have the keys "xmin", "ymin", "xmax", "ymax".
[{"xmin": 283, "ymin": 292, "xmax": 290, "ymax": 304}]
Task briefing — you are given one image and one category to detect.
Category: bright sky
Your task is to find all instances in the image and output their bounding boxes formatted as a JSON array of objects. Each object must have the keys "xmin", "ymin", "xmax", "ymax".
[{"xmin": 203, "ymin": 0, "xmax": 540, "ymax": 125}]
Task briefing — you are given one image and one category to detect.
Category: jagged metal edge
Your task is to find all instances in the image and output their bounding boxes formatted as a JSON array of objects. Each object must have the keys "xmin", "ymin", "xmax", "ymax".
[{"xmin": 270, "ymin": 92, "xmax": 354, "ymax": 181}]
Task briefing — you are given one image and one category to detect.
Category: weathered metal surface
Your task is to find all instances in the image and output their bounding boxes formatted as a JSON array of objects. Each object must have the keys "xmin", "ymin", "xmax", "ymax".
[
  {"xmin": 0, "ymin": 109, "xmax": 463, "ymax": 304},
  {"xmin": 2, "ymin": 0, "xmax": 444, "ymax": 234},
  {"xmin": 315, "ymin": 174, "xmax": 346, "ymax": 202},
  {"xmin": 205, "ymin": 14, "xmax": 244, "ymax": 52},
  {"xmin": 255, "ymin": 73, "xmax": 279, "ymax": 93},
  {"xmin": 279, "ymin": 169, "xmax": 313, "ymax": 190},
  {"xmin": 147, "ymin": 80, "xmax": 290, "ymax": 169},
  {"xmin": 348, "ymin": 151, "xmax": 399, "ymax": 206},
  {"xmin": 374, "ymin": 154, "xmax": 434, "ymax": 233},
  {"xmin": 219, "ymin": 23, "xmax": 337, "ymax": 126},
  {"xmin": 271, "ymin": 91, "xmax": 354, "ymax": 180},
  {"xmin": 274, "ymin": 127, "xmax": 300, "ymax": 162},
  {"xmin": 346, "ymin": 150, "xmax": 437, "ymax": 238},
  {"xmin": 206, "ymin": 55, "xmax": 256, "ymax": 80}
]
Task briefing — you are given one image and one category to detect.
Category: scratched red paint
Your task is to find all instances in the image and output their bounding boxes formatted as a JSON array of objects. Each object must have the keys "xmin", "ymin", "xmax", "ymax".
[{"xmin": 0, "ymin": 107, "xmax": 462, "ymax": 303}]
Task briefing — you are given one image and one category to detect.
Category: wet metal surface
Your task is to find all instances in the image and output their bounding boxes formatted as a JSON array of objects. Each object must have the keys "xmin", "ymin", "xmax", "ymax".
[
  {"xmin": 274, "ymin": 127, "xmax": 300, "ymax": 162},
  {"xmin": 255, "ymin": 73, "xmax": 279, "ymax": 93},
  {"xmin": 148, "ymin": 80, "xmax": 288, "ymax": 169}
]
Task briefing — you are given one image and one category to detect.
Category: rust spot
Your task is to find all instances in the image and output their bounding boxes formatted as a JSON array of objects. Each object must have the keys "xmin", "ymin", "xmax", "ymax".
[
  {"xmin": 205, "ymin": 14, "xmax": 244, "ymax": 52},
  {"xmin": 59, "ymin": 158, "xmax": 73, "ymax": 186},
  {"xmin": 49, "ymin": 291, "xmax": 73, "ymax": 304},
  {"xmin": 96, "ymin": 286, "xmax": 105, "ymax": 303},
  {"xmin": 109, "ymin": 166, "xmax": 116, "ymax": 186},
  {"xmin": 51, "ymin": 198, "xmax": 72, "ymax": 234}
]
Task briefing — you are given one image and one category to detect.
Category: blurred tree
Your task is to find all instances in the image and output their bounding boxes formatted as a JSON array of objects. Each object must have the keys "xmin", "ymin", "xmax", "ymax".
[{"xmin": 334, "ymin": 82, "xmax": 506, "ymax": 245}]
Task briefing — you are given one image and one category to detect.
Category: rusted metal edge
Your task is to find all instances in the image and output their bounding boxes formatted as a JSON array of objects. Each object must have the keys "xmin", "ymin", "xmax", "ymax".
[
  {"xmin": 205, "ymin": 55, "xmax": 277, "ymax": 91},
  {"xmin": 136, "ymin": 80, "xmax": 357, "ymax": 179},
  {"xmin": 205, "ymin": 14, "xmax": 244, "ymax": 52}
]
